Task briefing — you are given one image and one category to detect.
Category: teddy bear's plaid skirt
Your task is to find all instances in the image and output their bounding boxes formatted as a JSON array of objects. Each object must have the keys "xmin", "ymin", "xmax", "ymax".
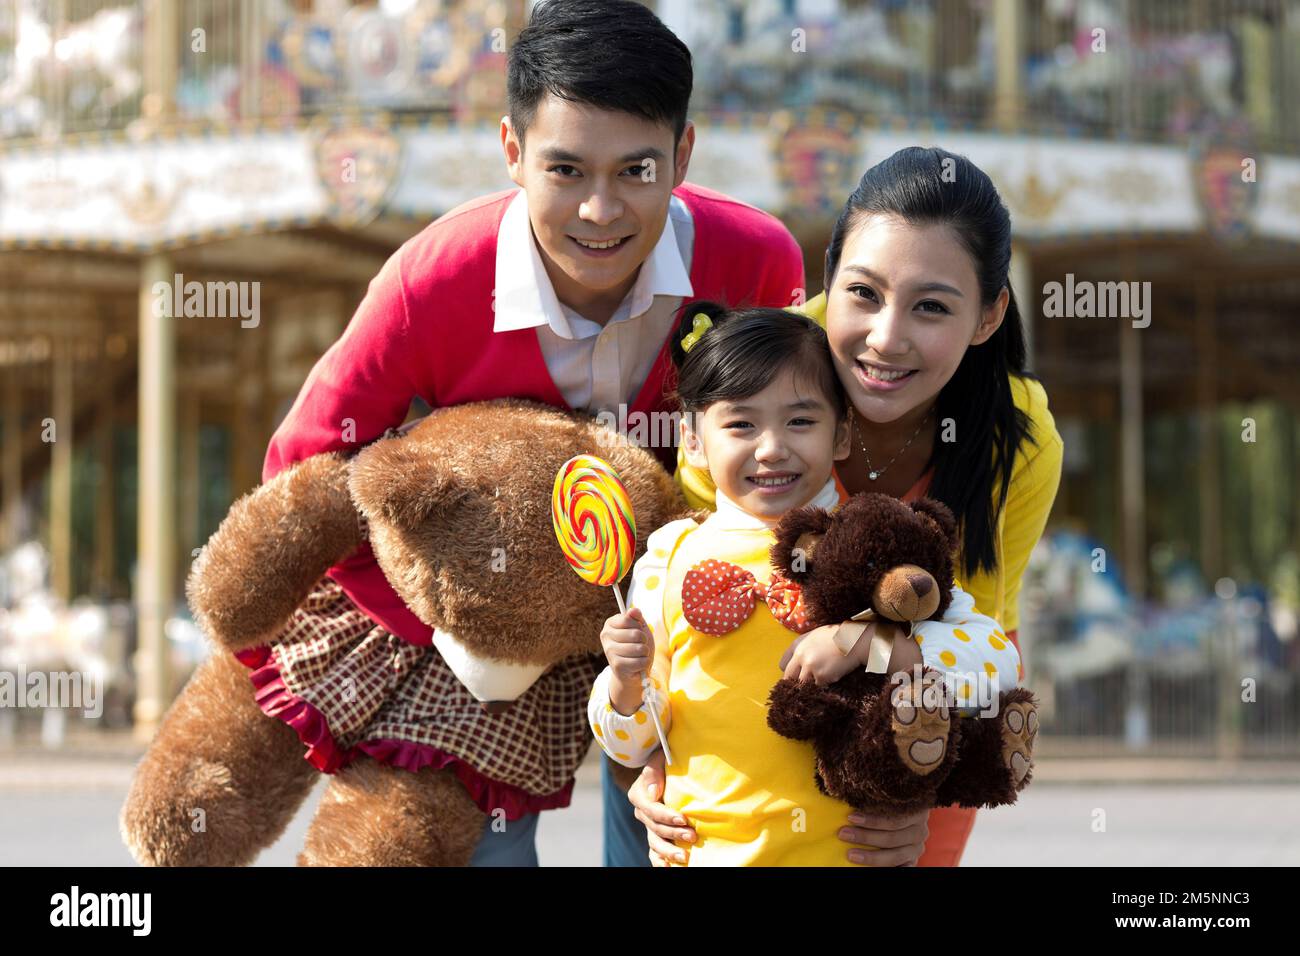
[{"xmin": 240, "ymin": 576, "xmax": 602, "ymax": 811}]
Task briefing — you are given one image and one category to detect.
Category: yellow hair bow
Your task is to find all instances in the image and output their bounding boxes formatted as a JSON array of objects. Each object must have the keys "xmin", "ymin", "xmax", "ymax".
[{"xmin": 680, "ymin": 313, "xmax": 713, "ymax": 353}]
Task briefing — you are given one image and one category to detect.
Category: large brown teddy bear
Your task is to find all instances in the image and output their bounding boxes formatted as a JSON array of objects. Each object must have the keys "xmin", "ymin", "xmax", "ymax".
[
  {"xmin": 766, "ymin": 493, "xmax": 1039, "ymax": 817},
  {"xmin": 120, "ymin": 399, "xmax": 684, "ymax": 866}
]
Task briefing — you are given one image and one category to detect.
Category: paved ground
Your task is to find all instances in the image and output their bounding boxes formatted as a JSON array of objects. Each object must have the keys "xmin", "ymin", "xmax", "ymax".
[{"xmin": 1, "ymin": 748, "xmax": 1297, "ymax": 866}]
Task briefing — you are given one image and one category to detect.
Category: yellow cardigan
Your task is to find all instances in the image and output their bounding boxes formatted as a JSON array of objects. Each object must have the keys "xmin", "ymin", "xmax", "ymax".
[{"xmin": 673, "ymin": 292, "xmax": 1064, "ymax": 633}]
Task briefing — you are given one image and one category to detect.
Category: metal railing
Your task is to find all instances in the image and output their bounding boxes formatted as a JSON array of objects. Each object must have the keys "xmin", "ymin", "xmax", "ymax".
[
  {"xmin": 679, "ymin": 0, "xmax": 1299, "ymax": 151},
  {"xmin": 1021, "ymin": 532, "xmax": 1300, "ymax": 758},
  {"xmin": 0, "ymin": 0, "xmax": 144, "ymax": 138},
  {"xmin": 3, "ymin": 0, "xmax": 1296, "ymax": 152}
]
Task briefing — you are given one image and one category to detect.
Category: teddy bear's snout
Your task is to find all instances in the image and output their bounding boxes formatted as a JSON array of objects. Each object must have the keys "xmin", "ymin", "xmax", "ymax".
[
  {"xmin": 873, "ymin": 564, "xmax": 941, "ymax": 621},
  {"xmin": 907, "ymin": 573, "xmax": 933, "ymax": 598}
]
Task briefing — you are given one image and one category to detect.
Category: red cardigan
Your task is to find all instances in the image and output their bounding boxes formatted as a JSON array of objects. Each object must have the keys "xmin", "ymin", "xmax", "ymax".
[{"xmin": 263, "ymin": 182, "xmax": 805, "ymax": 645}]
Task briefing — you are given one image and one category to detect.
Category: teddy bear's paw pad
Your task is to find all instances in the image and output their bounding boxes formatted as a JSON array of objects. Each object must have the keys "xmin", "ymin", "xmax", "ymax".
[
  {"xmin": 890, "ymin": 676, "xmax": 950, "ymax": 776},
  {"xmin": 1002, "ymin": 701, "xmax": 1038, "ymax": 787}
]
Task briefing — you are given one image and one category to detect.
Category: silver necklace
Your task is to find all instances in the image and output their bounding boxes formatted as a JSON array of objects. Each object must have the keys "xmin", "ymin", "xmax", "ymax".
[{"xmin": 854, "ymin": 408, "xmax": 932, "ymax": 481}]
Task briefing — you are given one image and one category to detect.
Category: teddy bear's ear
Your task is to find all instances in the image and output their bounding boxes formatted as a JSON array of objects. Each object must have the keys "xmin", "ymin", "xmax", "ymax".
[
  {"xmin": 770, "ymin": 506, "xmax": 835, "ymax": 578},
  {"xmin": 348, "ymin": 431, "xmax": 464, "ymax": 531},
  {"xmin": 187, "ymin": 452, "xmax": 361, "ymax": 653},
  {"xmin": 910, "ymin": 498, "xmax": 959, "ymax": 552}
]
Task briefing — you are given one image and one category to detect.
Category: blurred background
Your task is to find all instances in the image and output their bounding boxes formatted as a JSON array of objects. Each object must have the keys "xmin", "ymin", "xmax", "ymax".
[{"xmin": 1, "ymin": 0, "xmax": 1298, "ymax": 865}]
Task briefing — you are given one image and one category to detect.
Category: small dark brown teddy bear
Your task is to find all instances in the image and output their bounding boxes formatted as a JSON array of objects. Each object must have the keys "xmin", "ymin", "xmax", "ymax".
[{"xmin": 765, "ymin": 493, "xmax": 1038, "ymax": 817}]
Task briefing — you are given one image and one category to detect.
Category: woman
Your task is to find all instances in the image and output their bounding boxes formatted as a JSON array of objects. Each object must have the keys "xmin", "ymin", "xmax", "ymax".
[{"xmin": 607, "ymin": 146, "xmax": 1064, "ymax": 866}]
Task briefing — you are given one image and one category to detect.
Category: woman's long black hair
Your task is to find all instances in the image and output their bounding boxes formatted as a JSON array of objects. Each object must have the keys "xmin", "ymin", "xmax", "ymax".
[{"xmin": 824, "ymin": 146, "xmax": 1038, "ymax": 579}]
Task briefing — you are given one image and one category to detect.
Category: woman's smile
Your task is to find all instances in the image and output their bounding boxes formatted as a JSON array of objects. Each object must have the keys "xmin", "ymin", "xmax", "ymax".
[{"xmin": 855, "ymin": 358, "xmax": 921, "ymax": 392}]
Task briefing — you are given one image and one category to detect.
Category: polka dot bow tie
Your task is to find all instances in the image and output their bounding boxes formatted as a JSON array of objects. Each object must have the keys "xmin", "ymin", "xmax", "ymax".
[{"xmin": 682, "ymin": 559, "xmax": 812, "ymax": 636}]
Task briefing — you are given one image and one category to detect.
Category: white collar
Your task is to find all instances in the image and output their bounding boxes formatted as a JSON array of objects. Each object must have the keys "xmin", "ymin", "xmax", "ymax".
[
  {"xmin": 710, "ymin": 476, "xmax": 841, "ymax": 531},
  {"xmin": 493, "ymin": 188, "xmax": 693, "ymax": 336}
]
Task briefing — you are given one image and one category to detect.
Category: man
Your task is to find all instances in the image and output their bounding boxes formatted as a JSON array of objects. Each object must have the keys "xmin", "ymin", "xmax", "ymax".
[{"xmin": 262, "ymin": 0, "xmax": 806, "ymax": 865}]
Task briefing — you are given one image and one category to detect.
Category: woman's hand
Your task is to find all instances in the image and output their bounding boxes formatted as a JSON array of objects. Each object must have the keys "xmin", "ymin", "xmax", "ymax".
[
  {"xmin": 626, "ymin": 749, "xmax": 697, "ymax": 866},
  {"xmin": 839, "ymin": 806, "xmax": 931, "ymax": 866},
  {"xmin": 780, "ymin": 621, "xmax": 925, "ymax": 685},
  {"xmin": 779, "ymin": 623, "xmax": 867, "ymax": 684}
]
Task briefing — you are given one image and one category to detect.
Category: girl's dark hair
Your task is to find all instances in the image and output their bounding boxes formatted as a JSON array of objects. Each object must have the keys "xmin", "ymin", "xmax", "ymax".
[
  {"xmin": 668, "ymin": 301, "xmax": 848, "ymax": 421},
  {"xmin": 824, "ymin": 146, "xmax": 1037, "ymax": 579},
  {"xmin": 508, "ymin": 0, "xmax": 692, "ymax": 146}
]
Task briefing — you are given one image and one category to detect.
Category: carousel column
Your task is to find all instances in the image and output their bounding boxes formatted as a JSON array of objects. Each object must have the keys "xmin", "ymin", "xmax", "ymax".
[
  {"xmin": 1195, "ymin": 280, "xmax": 1222, "ymax": 581},
  {"xmin": 93, "ymin": 335, "xmax": 118, "ymax": 597},
  {"xmin": 134, "ymin": 255, "xmax": 176, "ymax": 741},
  {"xmin": 141, "ymin": 0, "xmax": 178, "ymax": 124},
  {"xmin": 231, "ymin": 325, "xmax": 259, "ymax": 494},
  {"xmin": 49, "ymin": 340, "xmax": 74, "ymax": 601},
  {"xmin": 260, "ymin": 295, "xmax": 276, "ymax": 454},
  {"xmin": 3, "ymin": 368, "xmax": 21, "ymax": 550},
  {"xmin": 179, "ymin": 386, "xmax": 201, "ymax": 589},
  {"xmin": 992, "ymin": 0, "xmax": 1024, "ymax": 132},
  {"xmin": 1010, "ymin": 239, "xmax": 1034, "ymax": 370},
  {"xmin": 1118, "ymin": 288, "xmax": 1146, "ymax": 601},
  {"xmin": 133, "ymin": 0, "xmax": 179, "ymax": 740},
  {"xmin": 239, "ymin": 0, "xmax": 263, "ymax": 120},
  {"xmin": 1118, "ymin": 261, "xmax": 1150, "ymax": 754},
  {"xmin": 1198, "ymin": 280, "xmax": 1240, "ymax": 760}
]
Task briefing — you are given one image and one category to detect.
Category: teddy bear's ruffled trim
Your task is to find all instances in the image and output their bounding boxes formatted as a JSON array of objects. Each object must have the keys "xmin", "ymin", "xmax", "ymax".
[{"xmin": 234, "ymin": 647, "xmax": 575, "ymax": 821}]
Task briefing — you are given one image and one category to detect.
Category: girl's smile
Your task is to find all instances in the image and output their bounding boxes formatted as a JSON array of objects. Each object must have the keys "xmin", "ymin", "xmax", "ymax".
[{"xmin": 747, "ymin": 471, "xmax": 803, "ymax": 495}]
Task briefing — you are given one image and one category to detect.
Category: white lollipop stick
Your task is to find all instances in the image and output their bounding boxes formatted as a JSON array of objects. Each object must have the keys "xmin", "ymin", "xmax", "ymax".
[
  {"xmin": 613, "ymin": 584, "xmax": 674, "ymax": 766},
  {"xmin": 642, "ymin": 675, "xmax": 674, "ymax": 767}
]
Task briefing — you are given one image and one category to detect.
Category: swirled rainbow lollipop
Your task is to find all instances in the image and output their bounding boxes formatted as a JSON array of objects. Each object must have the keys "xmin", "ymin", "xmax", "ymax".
[
  {"xmin": 552, "ymin": 454, "xmax": 673, "ymax": 764},
  {"xmin": 552, "ymin": 455, "xmax": 636, "ymax": 605}
]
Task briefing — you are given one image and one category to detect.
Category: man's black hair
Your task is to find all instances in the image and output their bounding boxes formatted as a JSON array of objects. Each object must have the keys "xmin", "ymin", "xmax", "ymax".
[{"xmin": 508, "ymin": 0, "xmax": 693, "ymax": 147}]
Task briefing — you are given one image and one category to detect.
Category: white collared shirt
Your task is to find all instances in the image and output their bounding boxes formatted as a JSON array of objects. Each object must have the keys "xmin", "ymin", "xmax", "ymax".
[{"xmin": 493, "ymin": 188, "xmax": 695, "ymax": 416}]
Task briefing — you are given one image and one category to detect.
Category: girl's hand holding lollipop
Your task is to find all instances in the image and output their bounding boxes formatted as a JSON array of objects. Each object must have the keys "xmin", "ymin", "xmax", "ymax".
[
  {"xmin": 553, "ymin": 455, "xmax": 672, "ymax": 764},
  {"xmin": 600, "ymin": 607, "xmax": 655, "ymax": 715}
]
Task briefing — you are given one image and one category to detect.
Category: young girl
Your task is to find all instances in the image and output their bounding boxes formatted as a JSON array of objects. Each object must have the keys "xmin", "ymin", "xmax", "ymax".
[{"xmin": 586, "ymin": 301, "xmax": 1022, "ymax": 866}]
